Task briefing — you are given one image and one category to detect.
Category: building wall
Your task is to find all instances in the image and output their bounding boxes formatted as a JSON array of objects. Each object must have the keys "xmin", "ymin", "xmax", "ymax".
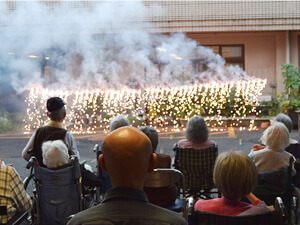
[{"xmin": 186, "ymin": 31, "xmax": 296, "ymax": 96}]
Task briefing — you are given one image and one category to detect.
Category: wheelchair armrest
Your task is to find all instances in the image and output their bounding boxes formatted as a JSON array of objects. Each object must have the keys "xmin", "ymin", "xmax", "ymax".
[
  {"xmin": 187, "ymin": 197, "xmax": 195, "ymax": 216},
  {"xmin": 275, "ymin": 197, "xmax": 287, "ymax": 219}
]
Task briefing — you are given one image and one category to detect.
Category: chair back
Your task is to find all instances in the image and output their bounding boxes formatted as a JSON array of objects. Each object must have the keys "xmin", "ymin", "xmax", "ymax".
[
  {"xmin": 174, "ymin": 143, "xmax": 218, "ymax": 192},
  {"xmin": 33, "ymin": 156, "xmax": 82, "ymax": 225},
  {"xmin": 144, "ymin": 168, "xmax": 187, "ymax": 219},
  {"xmin": 252, "ymin": 157, "xmax": 294, "ymax": 225},
  {"xmin": 188, "ymin": 197, "xmax": 286, "ymax": 225}
]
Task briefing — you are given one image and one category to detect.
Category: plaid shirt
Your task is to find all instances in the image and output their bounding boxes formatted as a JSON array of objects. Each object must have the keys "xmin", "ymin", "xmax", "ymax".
[
  {"xmin": 0, "ymin": 164, "xmax": 32, "ymax": 224},
  {"xmin": 174, "ymin": 144, "xmax": 218, "ymax": 190}
]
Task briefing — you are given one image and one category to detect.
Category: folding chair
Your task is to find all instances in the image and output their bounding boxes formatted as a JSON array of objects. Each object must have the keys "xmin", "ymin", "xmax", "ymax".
[
  {"xmin": 188, "ymin": 197, "xmax": 287, "ymax": 225},
  {"xmin": 173, "ymin": 143, "xmax": 218, "ymax": 199},
  {"xmin": 252, "ymin": 157, "xmax": 297, "ymax": 225},
  {"xmin": 144, "ymin": 168, "xmax": 187, "ymax": 219}
]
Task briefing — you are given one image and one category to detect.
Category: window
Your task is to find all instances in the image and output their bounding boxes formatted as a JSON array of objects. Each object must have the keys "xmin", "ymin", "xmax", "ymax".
[{"xmin": 205, "ymin": 45, "xmax": 244, "ymax": 69}]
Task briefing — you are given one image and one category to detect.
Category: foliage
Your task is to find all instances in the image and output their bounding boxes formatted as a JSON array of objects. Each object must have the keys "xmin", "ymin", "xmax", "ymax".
[
  {"xmin": 0, "ymin": 110, "xmax": 13, "ymax": 133},
  {"xmin": 279, "ymin": 64, "xmax": 300, "ymax": 110}
]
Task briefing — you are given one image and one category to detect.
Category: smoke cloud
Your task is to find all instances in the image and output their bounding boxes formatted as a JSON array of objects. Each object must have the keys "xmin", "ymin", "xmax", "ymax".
[{"xmin": 0, "ymin": 1, "xmax": 251, "ymax": 95}]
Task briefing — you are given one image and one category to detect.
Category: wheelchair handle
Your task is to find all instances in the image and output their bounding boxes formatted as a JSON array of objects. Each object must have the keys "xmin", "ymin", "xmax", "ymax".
[
  {"xmin": 26, "ymin": 156, "xmax": 37, "ymax": 169},
  {"xmin": 93, "ymin": 144, "xmax": 99, "ymax": 153}
]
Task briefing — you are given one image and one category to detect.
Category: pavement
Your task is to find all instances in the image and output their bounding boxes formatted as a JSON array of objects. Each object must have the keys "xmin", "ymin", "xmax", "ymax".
[{"xmin": 0, "ymin": 127, "xmax": 299, "ymax": 180}]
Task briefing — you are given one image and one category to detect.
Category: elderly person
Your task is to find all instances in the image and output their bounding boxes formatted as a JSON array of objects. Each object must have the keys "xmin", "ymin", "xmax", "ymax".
[
  {"xmin": 97, "ymin": 115, "xmax": 130, "ymax": 194},
  {"xmin": 253, "ymin": 113, "xmax": 299, "ymax": 186},
  {"xmin": 22, "ymin": 97, "xmax": 79, "ymax": 167},
  {"xmin": 140, "ymin": 126, "xmax": 177, "ymax": 207},
  {"xmin": 67, "ymin": 127, "xmax": 187, "ymax": 225},
  {"xmin": 42, "ymin": 140, "xmax": 70, "ymax": 169},
  {"xmin": 194, "ymin": 151, "xmax": 269, "ymax": 216},
  {"xmin": 139, "ymin": 126, "xmax": 171, "ymax": 168},
  {"xmin": 178, "ymin": 115, "xmax": 216, "ymax": 150},
  {"xmin": 0, "ymin": 158, "xmax": 32, "ymax": 224},
  {"xmin": 249, "ymin": 121, "xmax": 296, "ymax": 175}
]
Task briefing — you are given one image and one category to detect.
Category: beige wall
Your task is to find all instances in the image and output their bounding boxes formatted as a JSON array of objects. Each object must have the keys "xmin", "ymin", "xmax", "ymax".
[{"xmin": 186, "ymin": 31, "xmax": 298, "ymax": 96}]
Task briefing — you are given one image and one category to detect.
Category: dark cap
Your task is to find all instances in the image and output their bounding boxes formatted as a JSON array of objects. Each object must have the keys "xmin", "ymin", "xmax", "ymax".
[{"xmin": 47, "ymin": 97, "xmax": 65, "ymax": 112}]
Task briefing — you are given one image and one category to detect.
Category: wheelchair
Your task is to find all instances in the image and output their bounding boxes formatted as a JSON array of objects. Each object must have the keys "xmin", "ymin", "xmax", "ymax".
[{"xmin": 23, "ymin": 155, "xmax": 83, "ymax": 225}]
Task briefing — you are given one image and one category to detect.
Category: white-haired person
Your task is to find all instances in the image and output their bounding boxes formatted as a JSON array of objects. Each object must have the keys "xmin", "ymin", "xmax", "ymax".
[
  {"xmin": 97, "ymin": 115, "xmax": 130, "ymax": 194},
  {"xmin": 177, "ymin": 115, "xmax": 216, "ymax": 150},
  {"xmin": 253, "ymin": 113, "xmax": 300, "ymax": 187},
  {"xmin": 42, "ymin": 140, "xmax": 70, "ymax": 169},
  {"xmin": 194, "ymin": 151, "xmax": 270, "ymax": 216},
  {"xmin": 249, "ymin": 121, "xmax": 296, "ymax": 175}
]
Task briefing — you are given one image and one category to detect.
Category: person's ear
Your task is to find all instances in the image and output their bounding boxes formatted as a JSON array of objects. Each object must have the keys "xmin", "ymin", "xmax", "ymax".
[
  {"xmin": 63, "ymin": 111, "xmax": 66, "ymax": 119},
  {"xmin": 46, "ymin": 112, "xmax": 50, "ymax": 118},
  {"xmin": 147, "ymin": 153, "xmax": 157, "ymax": 172},
  {"xmin": 98, "ymin": 154, "xmax": 107, "ymax": 172}
]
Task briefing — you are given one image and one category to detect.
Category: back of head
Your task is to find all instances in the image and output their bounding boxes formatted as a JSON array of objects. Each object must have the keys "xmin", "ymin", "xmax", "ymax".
[
  {"xmin": 101, "ymin": 127, "xmax": 153, "ymax": 188},
  {"xmin": 47, "ymin": 97, "xmax": 66, "ymax": 121},
  {"xmin": 274, "ymin": 113, "xmax": 293, "ymax": 133},
  {"xmin": 109, "ymin": 115, "xmax": 130, "ymax": 131},
  {"xmin": 213, "ymin": 150, "xmax": 258, "ymax": 200},
  {"xmin": 261, "ymin": 121, "xmax": 290, "ymax": 151},
  {"xmin": 42, "ymin": 140, "xmax": 69, "ymax": 169},
  {"xmin": 186, "ymin": 115, "xmax": 208, "ymax": 144},
  {"xmin": 139, "ymin": 126, "xmax": 158, "ymax": 153}
]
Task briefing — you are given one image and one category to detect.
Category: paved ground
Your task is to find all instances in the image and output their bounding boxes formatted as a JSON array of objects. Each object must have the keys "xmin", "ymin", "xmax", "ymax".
[{"xmin": 1, "ymin": 127, "xmax": 299, "ymax": 180}]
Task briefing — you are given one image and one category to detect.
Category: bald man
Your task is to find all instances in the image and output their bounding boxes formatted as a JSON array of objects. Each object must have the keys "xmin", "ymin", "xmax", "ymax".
[{"xmin": 67, "ymin": 127, "xmax": 186, "ymax": 225}]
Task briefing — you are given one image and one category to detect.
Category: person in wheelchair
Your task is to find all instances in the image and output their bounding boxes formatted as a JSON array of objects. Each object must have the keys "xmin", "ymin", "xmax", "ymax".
[
  {"xmin": 0, "ymin": 157, "xmax": 32, "ymax": 224},
  {"xmin": 177, "ymin": 115, "xmax": 216, "ymax": 150},
  {"xmin": 42, "ymin": 140, "xmax": 70, "ymax": 170},
  {"xmin": 194, "ymin": 150, "xmax": 270, "ymax": 216},
  {"xmin": 249, "ymin": 121, "xmax": 296, "ymax": 175},
  {"xmin": 140, "ymin": 126, "xmax": 177, "ymax": 207}
]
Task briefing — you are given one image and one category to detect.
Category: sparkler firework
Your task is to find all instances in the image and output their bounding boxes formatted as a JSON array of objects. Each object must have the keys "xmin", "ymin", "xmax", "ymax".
[{"xmin": 23, "ymin": 78, "xmax": 267, "ymax": 134}]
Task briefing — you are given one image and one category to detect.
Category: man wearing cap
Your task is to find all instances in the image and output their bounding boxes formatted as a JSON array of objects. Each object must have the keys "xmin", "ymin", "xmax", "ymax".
[{"xmin": 22, "ymin": 97, "xmax": 79, "ymax": 167}]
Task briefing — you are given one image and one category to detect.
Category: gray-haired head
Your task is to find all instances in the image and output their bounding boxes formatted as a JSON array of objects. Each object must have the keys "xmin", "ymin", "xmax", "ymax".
[
  {"xmin": 274, "ymin": 113, "xmax": 293, "ymax": 133},
  {"xmin": 185, "ymin": 115, "xmax": 209, "ymax": 144},
  {"xmin": 139, "ymin": 126, "xmax": 158, "ymax": 153},
  {"xmin": 48, "ymin": 107, "xmax": 66, "ymax": 122},
  {"xmin": 109, "ymin": 115, "xmax": 130, "ymax": 131}
]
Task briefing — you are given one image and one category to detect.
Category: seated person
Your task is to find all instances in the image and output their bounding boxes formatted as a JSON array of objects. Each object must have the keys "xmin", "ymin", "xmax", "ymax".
[
  {"xmin": 42, "ymin": 140, "xmax": 69, "ymax": 169},
  {"xmin": 177, "ymin": 115, "xmax": 216, "ymax": 150},
  {"xmin": 194, "ymin": 150, "xmax": 270, "ymax": 216},
  {"xmin": 67, "ymin": 127, "xmax": 187, "ymax": 225},
  {"xmin": 140, "ymin": 126, "xmax": 177, "ymax": 207},
  {"xmin": 97, "ymin": 115, "xmax": 130, "ymax": 193},
  {"xmin": 42, "ymin": 140, "xmax": 100, "ymax": 189},
  {"xmin": 0, "ymin": 157, "xmax": 32, "ymax": 224},
  {"xmin": 139, "ymin": 126, "xmax": 171, "ymax": 168},
  {"xmin": 249, "ymin": 121, "xmax": 296, "ymax": 175},
  {"xmin": 253, "ymin": 113, "xmax": 299, "ymax": 186}
]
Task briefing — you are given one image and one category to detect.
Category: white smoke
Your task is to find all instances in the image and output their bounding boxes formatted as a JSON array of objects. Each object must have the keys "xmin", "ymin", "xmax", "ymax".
[{"xmin": 0, "ymin": 1, "xmax": 250, "ymax": 94}]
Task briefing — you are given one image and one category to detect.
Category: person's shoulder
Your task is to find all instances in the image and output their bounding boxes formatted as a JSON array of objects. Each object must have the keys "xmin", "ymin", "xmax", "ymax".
[{"xmin": 67, "ymin": 205, "xmax": 101, "ymax": 225}]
